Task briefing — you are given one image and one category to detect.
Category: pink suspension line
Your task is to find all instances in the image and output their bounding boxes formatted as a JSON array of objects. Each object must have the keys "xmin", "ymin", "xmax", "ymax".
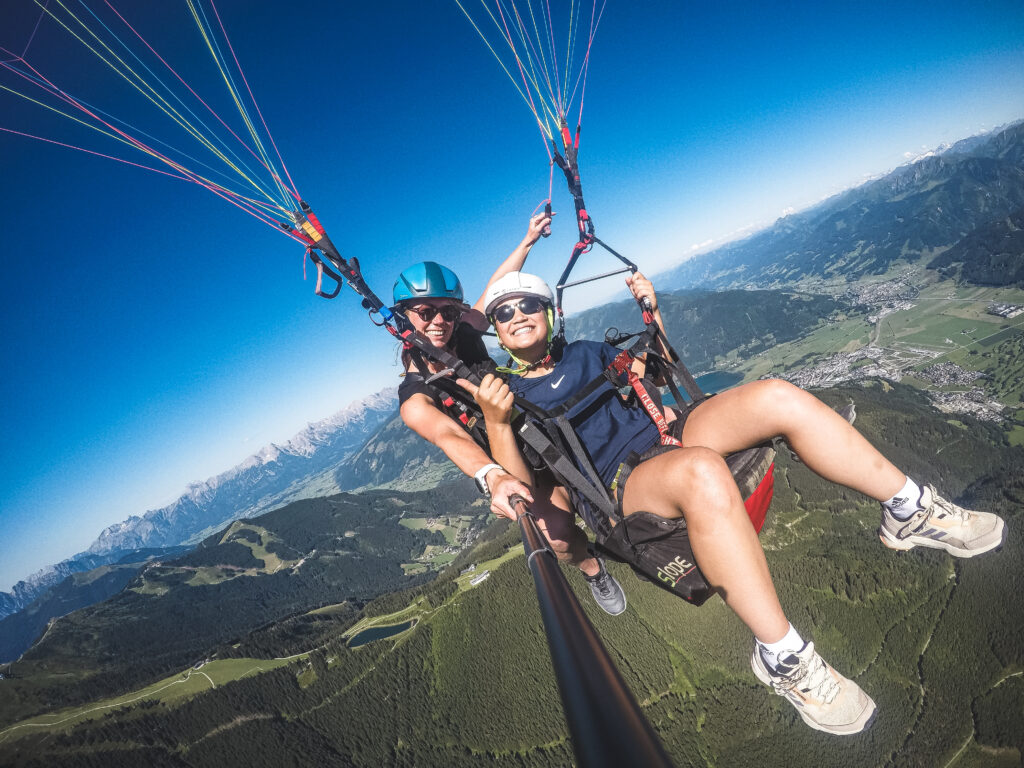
[
  {"xmin": 0, "ymin": 125, "xmax": 191, "ymax": 181},
  {"xmin": 100, "ymin": 0, "xmax": 294, "ymax": 204},
  {"xmin": 574, "ymin": 0, "xmax": 604, "ymax": 128},
  {"xmin": 542, "ymin": 0, "xmax": 564, "ymax": 115},
  {"xmin": 494, "ymin": 2, "xmax": 553, "ymax": 162},
  {"xmin": 207, "ymin": 0, "xmax": 301, "ymax": 203},
  {"xmin": 506, "ymin": 1, "xmax": 561, "ymax": 120},
  {"xmin": 3, "ymin": 52, "xmax": 295, "ymax": 236}
]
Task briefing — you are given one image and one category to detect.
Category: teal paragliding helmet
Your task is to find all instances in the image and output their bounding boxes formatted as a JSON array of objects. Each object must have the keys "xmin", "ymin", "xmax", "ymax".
[{"xmin": 393, "ymin": 262, "xmax": 464, "ymax": 305}]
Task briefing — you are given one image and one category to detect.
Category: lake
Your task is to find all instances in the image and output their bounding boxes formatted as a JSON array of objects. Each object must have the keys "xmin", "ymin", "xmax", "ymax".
[
  {"xmin": 347, "ymin": 619, "xmax": 416, "ymax": 648},
  {"xmin": 694, "ymin": 370, "xmax": 744, "ymax": 394}
]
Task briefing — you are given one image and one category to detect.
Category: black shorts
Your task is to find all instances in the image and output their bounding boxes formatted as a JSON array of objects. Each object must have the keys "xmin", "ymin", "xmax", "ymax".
[{"xmin": 595, "ymin": 400, "xmax": 717, "ymax": 606}]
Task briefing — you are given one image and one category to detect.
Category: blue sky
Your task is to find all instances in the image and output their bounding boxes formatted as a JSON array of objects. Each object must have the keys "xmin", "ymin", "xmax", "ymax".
[{"xmin": 1, "ymin": 0, "xmax": 1022, "ymax": 591}]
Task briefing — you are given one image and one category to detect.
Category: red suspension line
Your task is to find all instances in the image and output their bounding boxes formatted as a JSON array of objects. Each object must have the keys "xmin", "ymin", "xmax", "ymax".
[
  {"xmin": 207, "ymin": 0, "xmax": 300, "ymax": 203},
  {"xmin": 493, "ymin": 3, "xmax": 555, "ymax": 156},
  {"xmin": 99, "ymin": 0, "xmax": 293, "ymax": 202}
]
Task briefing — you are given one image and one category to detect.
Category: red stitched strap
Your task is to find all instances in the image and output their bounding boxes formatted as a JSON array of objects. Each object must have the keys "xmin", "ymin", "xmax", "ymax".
[
  {"xmin": 626, "ymin": 369, "xmax": 682, "ymax": 447},
  {"xmin": 609, "ymin": 350, "xmax": 633, "ymax": 375}
]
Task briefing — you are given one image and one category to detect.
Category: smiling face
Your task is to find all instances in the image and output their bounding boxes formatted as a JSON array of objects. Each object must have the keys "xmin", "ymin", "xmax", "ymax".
[
  {"xmin": 492, "ymin": 296, "xmax": 549, "ymax": 359},
  {"xmin": 403, "ymin": 299, "xmax": 463, "ymax": 348}
]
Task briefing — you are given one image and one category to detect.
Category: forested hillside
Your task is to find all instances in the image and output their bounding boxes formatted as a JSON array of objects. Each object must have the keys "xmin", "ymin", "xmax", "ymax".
[
  {"xmin": 0, "ymin": 481, "xmax": 489, "ymax": 728},
  {"xmin": 568, "ymin": 289, "xmax": 844, "ymax": 372},
  {"xmin": 2, "ymin": 382, "xmax": 1020, "ymax": 768},
  {"xmin": 928, "ymin": 206, "xmax": 1024, "ymax": 287},
  {"xmin": 0, "ymin": 549, "xmax": 188, "ymax": 665}
]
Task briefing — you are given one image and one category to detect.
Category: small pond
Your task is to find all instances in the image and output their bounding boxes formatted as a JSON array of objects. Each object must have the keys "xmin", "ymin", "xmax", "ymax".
[{"xmin": 347, "ymin": 619, "xmax": 416, "ymax": 648}]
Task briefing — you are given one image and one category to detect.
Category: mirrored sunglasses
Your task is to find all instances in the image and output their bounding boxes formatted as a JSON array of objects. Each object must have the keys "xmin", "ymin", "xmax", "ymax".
[
  {"xmin": 405, "ymin": 305, "xmax": 463, "ymax": 323},
  {"xmin": 491, "ymin": 296, "xmax": 547, "ymax": 324}
]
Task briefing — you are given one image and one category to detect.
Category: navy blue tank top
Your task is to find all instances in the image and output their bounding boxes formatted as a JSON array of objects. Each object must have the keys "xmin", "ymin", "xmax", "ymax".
[{"xmin": 507, "ymin": 340, "xmax": 659, "ymax": 486}]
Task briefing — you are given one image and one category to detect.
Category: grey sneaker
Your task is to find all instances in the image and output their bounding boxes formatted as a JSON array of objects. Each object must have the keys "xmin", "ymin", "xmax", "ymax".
[
  {"xmin": 584, "ymin": 557, "xmax": 626, "ymax": 615},
  {"xmin": 751, "ymin": 641, "xmax": 876, "ymax": 735},
  {"xmin": 879, "ymin": 485, "xmax": 1006, "ymax": 557}
]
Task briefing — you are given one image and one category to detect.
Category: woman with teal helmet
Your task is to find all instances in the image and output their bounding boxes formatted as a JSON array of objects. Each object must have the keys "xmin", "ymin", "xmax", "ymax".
[{"xmin": 393, "ymin": 212, "xmax": 626, "ymax": 615}]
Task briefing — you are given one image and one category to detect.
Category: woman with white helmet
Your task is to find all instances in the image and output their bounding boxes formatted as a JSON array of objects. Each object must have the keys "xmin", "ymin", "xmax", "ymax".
[
  {"xmin": 393, "ymin": 213, "xmax": 626, "ymax": 615},
  {"xmin": 470, "ymin": 269, "xmax": 1006, "ymax": 736}
]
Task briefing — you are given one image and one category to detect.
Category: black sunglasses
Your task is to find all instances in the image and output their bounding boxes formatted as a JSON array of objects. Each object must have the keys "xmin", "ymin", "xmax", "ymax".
[
  {"xmin": 405, "ymin": 305, "xmax": 463, "ymax": 323},
  {"xmin": 491, "ymin": 296, "xmax": 547, "ymax": 324}
]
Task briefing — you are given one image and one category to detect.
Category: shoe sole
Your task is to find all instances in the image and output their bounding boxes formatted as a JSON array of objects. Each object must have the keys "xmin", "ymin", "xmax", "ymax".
[
  {"xmin": 750, "ymin": 655, "xmax": 877, "ymax": 736},
  {"xmin": 878, "ymin": 517, "xmax": 1007, "ymax": 558}
]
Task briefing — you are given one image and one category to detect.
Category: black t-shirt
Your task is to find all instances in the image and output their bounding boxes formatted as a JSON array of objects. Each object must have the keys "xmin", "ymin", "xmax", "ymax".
[{"xmin": 397, "ymin": 322, "xmax": 494, "ymax": 408}]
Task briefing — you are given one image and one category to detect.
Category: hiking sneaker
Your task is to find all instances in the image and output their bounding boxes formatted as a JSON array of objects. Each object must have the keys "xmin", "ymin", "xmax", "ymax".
[
  {"xmin": 879, "ymin": 485, "xmax": 1006, "ymax": 557},
  {"xmin": 584, "ymin": 557, "xmax": 626, "ymax": 615},
  {"xmin": 751, "ymin": 641, "xmax": 876, "ymax": 735}
]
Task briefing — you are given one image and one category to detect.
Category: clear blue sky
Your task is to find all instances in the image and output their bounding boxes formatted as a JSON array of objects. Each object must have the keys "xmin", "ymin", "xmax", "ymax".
[{"xmin": 2, "ymin": 0, "xmax": 1022, "ymax": 591}]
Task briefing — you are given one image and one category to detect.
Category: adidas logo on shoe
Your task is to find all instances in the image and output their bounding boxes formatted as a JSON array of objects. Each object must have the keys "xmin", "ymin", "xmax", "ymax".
[{"xmin": 879, "ymin": 485, "xmax": 1006, "ymax": 558}]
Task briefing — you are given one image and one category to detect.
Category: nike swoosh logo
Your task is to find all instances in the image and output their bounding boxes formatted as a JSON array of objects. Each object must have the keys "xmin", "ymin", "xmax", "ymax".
[{"xmin": 551, "ymin": 375, "xmax": 566, "ymax": 389}]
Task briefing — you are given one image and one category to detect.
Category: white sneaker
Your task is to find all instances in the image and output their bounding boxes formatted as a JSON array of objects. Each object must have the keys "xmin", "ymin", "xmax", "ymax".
[
  {"xmin": 751, "ymin": 641, "xmax": 876, "ymax": 735},
  {"xmin": 879, "ymin": 485, "xmax": 1006, "ymax": 557}
]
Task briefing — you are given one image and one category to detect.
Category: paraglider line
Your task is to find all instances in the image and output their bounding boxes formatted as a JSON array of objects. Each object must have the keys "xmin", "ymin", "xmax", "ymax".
[
  {"xmin": 96, "ymin": 0, "xmax": 284, "ymax": 203},
  {"xmin": 0, "ymin": 125, "xmax": 191, "ymax": 180},
  {"xmin": 189, "ymin": 0, "xmax": 293, "ymax": 206},
  {"xmin": 206, "ymin": 0, "xmax": 300, "ymax": 202},
  {"xmin": 18, "ymin": 0, "xmax": 51, "ymax": 59}
]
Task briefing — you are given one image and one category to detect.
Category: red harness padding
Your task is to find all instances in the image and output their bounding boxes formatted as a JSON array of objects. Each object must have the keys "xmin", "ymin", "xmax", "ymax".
[{"xmin": 744, "ymin": 463, "xmax": 775, "ymax": 533}]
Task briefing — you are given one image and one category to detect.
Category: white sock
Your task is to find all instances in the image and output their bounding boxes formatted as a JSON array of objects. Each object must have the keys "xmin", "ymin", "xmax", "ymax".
[
  {"xmin": 883, "ymin": 476, "xmax": 924, "ymax": 520},
  {"xmin": 756, "ymin": 623, "xmax": 804, "ymax": 671}
]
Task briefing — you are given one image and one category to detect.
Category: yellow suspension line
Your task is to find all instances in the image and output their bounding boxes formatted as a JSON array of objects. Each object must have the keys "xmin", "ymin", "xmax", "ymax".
[
  {"xmin": 33, "ymin": 0, "xmax": 279, "ymax": 206},
  {"xmin": 184, "ymin": 0, "xmax": 286, "ymax": 205}
]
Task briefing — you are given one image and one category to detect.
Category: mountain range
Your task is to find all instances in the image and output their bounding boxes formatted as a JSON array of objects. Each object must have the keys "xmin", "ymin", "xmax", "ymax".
[
  {"xmin": 660, "ymin": 120, "xmax": 1024, "ymax": 291},
  {"xmin": 0, "ymin": 389, "xmax": 397, "ymax": 625}
]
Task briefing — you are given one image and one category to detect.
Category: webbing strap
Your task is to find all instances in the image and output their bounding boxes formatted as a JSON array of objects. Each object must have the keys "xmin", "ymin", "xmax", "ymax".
[
  {"xmin": 625, "ymin": 368, "xmax": 682, "ymax": 447},
  {"xmin": 551, "ymin": 415, "xmax": 608, "ymax": 499},
  {"xmin": 517, "ymin": 421, "xmax": 617, "ymax": 523}
]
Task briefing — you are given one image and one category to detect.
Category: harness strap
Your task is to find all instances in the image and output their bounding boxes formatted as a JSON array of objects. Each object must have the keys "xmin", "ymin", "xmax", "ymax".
[
  {"xmin": 517, "ymin": 420, "xmax": 618, "ymax": 533},
  {"xmin": 625, "ymin": 368, "xmax": 682, "ymax": 447},
  {"xmin": 551, "ymin": 415, "xmax": 608, "ymax": 501}
]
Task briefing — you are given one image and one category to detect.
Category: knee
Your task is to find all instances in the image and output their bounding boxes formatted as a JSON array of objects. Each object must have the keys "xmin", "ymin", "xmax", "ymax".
[
  {"xmin": 749, "ymin": 378, "xmax": 805, "ymax": 411},
  {"xmin": 669, "ymin": 446, "xmax": 733, "ymax": 493}
]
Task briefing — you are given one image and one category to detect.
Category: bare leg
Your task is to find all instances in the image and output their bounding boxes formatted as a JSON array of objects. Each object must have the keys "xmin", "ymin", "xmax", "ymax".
[
  {"xmin": 621, "ymin": 446, "xmax": 789, "ymax": 642},
  {"xmin": 533, "ymin": 484, "xmax": 600, "ymax": 577},
  {"xmin": 682, "ymin": 379, "xmax": 906, "ymax": 501}
]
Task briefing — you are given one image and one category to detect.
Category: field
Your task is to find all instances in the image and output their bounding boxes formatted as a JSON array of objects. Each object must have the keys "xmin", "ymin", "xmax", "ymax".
[{"xmin": 721, "ymin": 279, "xmax": 1024, "ymax": 392}]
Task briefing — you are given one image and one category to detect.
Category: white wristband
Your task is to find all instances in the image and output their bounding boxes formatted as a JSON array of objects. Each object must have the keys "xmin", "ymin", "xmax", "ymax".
[{"xmin": 473, "ymin": 463, "xmax": 504, "ymax": 495}]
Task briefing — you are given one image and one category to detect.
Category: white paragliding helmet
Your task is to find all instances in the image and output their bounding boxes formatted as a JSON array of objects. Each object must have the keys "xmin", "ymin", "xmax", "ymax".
[{"xmin": 483, "ymin": 271, "xmax": 554, "ymax": 318}]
